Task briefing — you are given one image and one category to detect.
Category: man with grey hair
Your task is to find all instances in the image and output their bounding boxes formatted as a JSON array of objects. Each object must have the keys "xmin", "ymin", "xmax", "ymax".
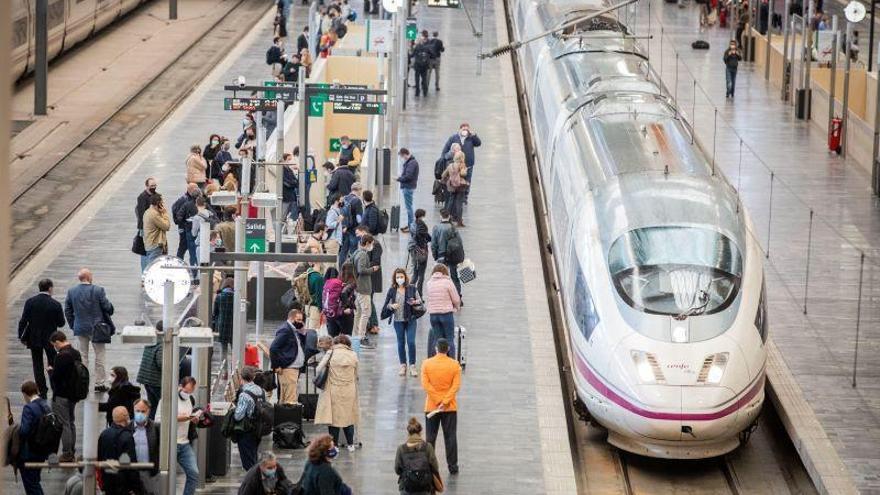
[
  {"xmin": 238, "ymin": 451, "xmax": 293, "ymax": 495},
  {"xmin": 64, "ymin": 268, "xmax": 114, "ymax": 392}
]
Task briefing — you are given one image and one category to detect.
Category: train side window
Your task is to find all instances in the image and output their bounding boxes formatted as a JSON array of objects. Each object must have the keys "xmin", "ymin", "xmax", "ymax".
[
  {"xmin": 13, "ymin": 17, "xmax": 28, "ymax": 48},
  {"xmin": 48, "ymin": 0, "xmax": 65, "ymax": 29},
  {"xmin": 572, "ymin": 258, "xmax": 600, "ymax": 340}
]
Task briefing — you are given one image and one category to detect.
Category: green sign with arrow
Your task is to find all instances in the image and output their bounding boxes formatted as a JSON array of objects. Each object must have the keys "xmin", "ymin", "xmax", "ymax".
[
  {"xmin": 245, "ymin": 219, "xmax": 266, "ymax": 253},
  {"xmin": 406, "ymin": 19, "xmax": 418, "ymax": 41}
]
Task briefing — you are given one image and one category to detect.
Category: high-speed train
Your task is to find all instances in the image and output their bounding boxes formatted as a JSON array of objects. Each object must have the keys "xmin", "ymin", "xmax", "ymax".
[
  {"xmin": 511, "ymin": 0, "xmax": 768, "ymax": 458},
  {"xmin": 11, "ymin": 0, "xmax": 151, "ymax": 83}
]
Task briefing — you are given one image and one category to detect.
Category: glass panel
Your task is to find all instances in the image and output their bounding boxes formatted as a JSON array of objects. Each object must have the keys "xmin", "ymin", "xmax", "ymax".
[
  {"xmin": 608, "ymin": 226, "xmax": 742, "ymax": 316},
  {"xmin": 13, "ymin": 17, "xmax": 28, "ymax": 48},
  {"xmin": 48, "ymin": 0, "xmax": 65, "ymax": 29}
]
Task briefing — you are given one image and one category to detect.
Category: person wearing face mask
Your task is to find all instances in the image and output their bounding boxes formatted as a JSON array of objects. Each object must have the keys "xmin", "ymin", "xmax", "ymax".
[
  {"xmin": 351, "ymin": 233, "xmax": 377, "ymax": 348},
  {"xmin": 233, "ymin": 366, "xmax": 267, "ymax": 471},
  {"xmin": 155, "ymin": 376, "xmax": 200, "ymax": 495},
  {"xmin": 239, "ymin": 451, "xmax": 294, "ymax": 495},
  {"xmin": 131, "ymin": 399, "xmax": 160, "ymax": 495},
  {"xmin": 185, "ymin": 145, "xmax": 208, "ymax": 190},
  {"xmin": 302, "ymin": 434, "xmax": 351, "ymax": 494},
  {"xmin": 314, "ymin": 335, "xmax": 360, "ymax": 453},
  {"xmin": 396, "ymin": 148, "xmax": 420, "ymax": 233},
  {"xmin": 282, "ymin": 151, "xmax": 300, "ymax": 225},
  {"xmin": 211, "ymin": 140, "xmax": 233, "ymax": 182},
  {"xmin": 203, "ymin": 134, "xmax": 222, "ymax": 164},
  {"xmin": 381, "ymin": 269, "xmax": 425, "ymax": 377},
  {"xmin": 440, "ymin": 123, "xmax": 482, "ymax": 202},
  {"xmin": 223, "ymin": 160, "xmax": 240, "ymax": 192},
  {"xmin": 270, "ymin": 309, "xmax": 309, "ymax": 404},
  {"xmin": 136, "ymin": 177, "xmax": 158, "ymax": 242},
  {"xmin": 98, "ymin": 366, "xmax": 141, "ymax": 426},
  {"xmin": 97, "ymin": 406, "xmax": 143, "ymax": 495},
  {"xmin": 237, "ymin": 127, "xmax": 258, "ymax": 159},
  {"xmin": 336, "ymin": 135, "xmax": 362, "ymax": 180}
]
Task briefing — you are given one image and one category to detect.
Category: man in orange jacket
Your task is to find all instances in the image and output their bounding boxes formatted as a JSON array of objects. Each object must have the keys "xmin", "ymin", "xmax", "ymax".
[{"xmin": 420, "ymin": 338, "xmax": 461, "ymax": 474}]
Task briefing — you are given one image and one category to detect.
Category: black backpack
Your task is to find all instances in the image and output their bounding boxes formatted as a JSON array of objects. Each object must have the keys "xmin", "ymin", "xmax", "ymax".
[
  {"xmin": 377, "ymin": 209, "xmax": 389, "ymax": 234},
  {"xmin": 445, "ymin": 228, "xmax": 465, "ymax": 265},
  {"xmin": 414, "ymin": 47, "xmax": 431, "ymax": 67},
  {"xmin": 72, "ymin": 360, "xmax": 90, "ymax": 402},
  {"xmin": 245, "ymin": 391, "xmax": 274, "ymax": 437},
  {"xmin": 335, "ymin": 22, "xmax": 348, "ymax": 39},
  {"xmin": 31, "ymin": 406, "xmax": 63, "ymax": 456},
  {"xmin": 400, "ymin": 445, "xmax": 434, "ymax": 492},
  {"xmin": 273, "ymin": 422, "xmax": 307, "ymax": 449}
]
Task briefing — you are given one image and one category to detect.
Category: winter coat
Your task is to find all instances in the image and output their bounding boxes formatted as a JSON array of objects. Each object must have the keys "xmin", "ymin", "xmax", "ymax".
[
  {"xmin": 239, "ymin": 464, "xmax": 291, "ymax": 495},
  {"xmin": 430, "ymin": 221, "xmax": 454, "ymax": 260},
  {"xmin": 98, "ymin": 382, "xmax": 142, "ymax": 426},
  {"xmin": 394, "ymin": 434, "xmax": 440, "ymax": 494},
  {"xmin": 370, "ymin": 241, "xmax": 383, "ymax": 295},
  {"xmin": 327, "ymin": 167, "xmax": 355, "ymax": 198},
  {"xmin": 143, "ymin": 207, "xmax": 171, "ymax": 251},
  {"xmin": 397, "ymin": 156, "xmax": 419, "ymax": 189},
  {"xmin": 381, "ymin": 285, "xmax": 420, "ymax": 322},
  {"xmin": 283, "ymin": 165, "xmax": 299, "ymax": 203},
  {"xmin": 98, "ymin": 423, "xmax": 142, "ymax": 495},
  {"xmin": 425, "ymin": 272, "xmax": 460, "ymax": 314},
  {"xmin": 136, "ymin": 190, "xmax": 152, "ymax": 230},
  {"xmin": 64, "ymin": 283, "xmax": 114, "ymax": 338},
  {"xmin": 314, "ymin": 344, "xmax": 359, "ymax": 427},
  {"xmin": 50, "ymin": 345, "xmax": 83, "ymax": 400},
  {"xmin": 352, "ymin": 248, "xmax": 373, "ymax": 295},
  {"xmin": 441, "ymin": 133, "xmax": 482, "ymax": 167},
  {"xmin": 362, "ymin": 203, "xmax": 381, "ymax": 236},
  {"xmin": 212, "ymin": 289, "xmax": 235, "ymax": 345},
  {"xmin": 137, "ymin": 343, "xmax": 162, "ymax": 388},
  {"xmin": 17, "ymin": 292, "xmax": 65, "ymax": 349},
  {"xmin": 185, "ymin": 153, "xmax": 208, "ymax": 183},
  {"xmin": 302, "ymin": 460, "xmax": 347, "ymax": 495}
]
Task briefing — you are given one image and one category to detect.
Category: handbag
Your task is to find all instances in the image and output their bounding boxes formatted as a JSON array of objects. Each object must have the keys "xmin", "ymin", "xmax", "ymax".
[
  {"xmin": 433, "ymin": 472, "xmax": 445, "ymax": 492},
  {"xmin": 411, "ymin": 244, "xmax": 428, "ymax": 264},
  {"xmin": 313, "ymin": 350, "xmax": 333, "ymax": 390},
  {"xmin": 131, "ymin": 232, "xmax": 146, "ymax": 256},
  {"xmin": 457, "ymin": 259, "xmax": 477, "ymax": 284}
]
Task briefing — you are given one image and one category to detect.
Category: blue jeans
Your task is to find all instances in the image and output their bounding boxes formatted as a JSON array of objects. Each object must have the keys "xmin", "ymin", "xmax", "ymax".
[
  {"xmin": 338, "ymin": 230, "xmax": 357, "ymax": 268},
  {"xmin": 428, "ymin": 312, "xmax": 455, "ymax": 359},
  {"xmin": 176, "ymin": 443, "xmax": 199, "ymax": 495},
  {"xmin": 20, "ymin": 467, "xmax": 42, "ymax": 495},
  {"xmin": 394, "ymin": 319, "xmax": 417, "ymax": 365},
  {"xmin": 401, "ymin": 187, "xmax": 415, "ymax": 230},
  {"xmin": 726, "ymin": 66, "xmax": 737, "ymax": 96},
  {"xmin": 142, "ymin": 246, "xmax": 163, "ymax": 272},
  {"xmin": 185, "ymin": 229, "xmax": 197, "ymax": 278}
]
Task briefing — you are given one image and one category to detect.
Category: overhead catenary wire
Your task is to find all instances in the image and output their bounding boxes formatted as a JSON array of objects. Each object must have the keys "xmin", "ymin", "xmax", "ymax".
[{"xmin": 480, "ymin": 0, "xmax": 640, "ymax": 59}]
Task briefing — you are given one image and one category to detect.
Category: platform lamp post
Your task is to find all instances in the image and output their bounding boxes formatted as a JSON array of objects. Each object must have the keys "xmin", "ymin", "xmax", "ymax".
[
  {"xmin": 170, "ymin": 0, "xmax": 177, "ymax": 20},
  {"xmin": 843, "ymin": 1, "xmax": 867, "ymax": 158},
  {"xmin": 34, "ymin": 0, "xmax": 48, "ymax": 116},
  {"xmin": 125, "ymin": 257, "xmax": 214, "ymax": 495}
]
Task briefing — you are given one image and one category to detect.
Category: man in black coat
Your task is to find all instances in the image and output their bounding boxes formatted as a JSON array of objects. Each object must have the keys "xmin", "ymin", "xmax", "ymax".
[
  {"xmin": 49, "ymin": 331, "xmax": 83, "ymax": 462},
  {"xmin": 98, "ymin": 406, "xmax": 143, "ymax": 495},
  {"xmin": 427, "ymin": 31, "xmax": 445, "ymax": 91},
  {"xmin": 324, "ymin": 161, "xmax": 355, "ymax": 206},
  {"xmin": 18, "ymin": 279, "xmax": 65, "ymax": 399},
  {"xmin": 238, "ymin": 451, "xmax": 292, "ymax": 495},
  {"xmin": 297, "ymin": 26, "xmax": 310, "ymax": 55},
  {"xmin": 136, "ymin": 177, "xmax": 158, "ymax": 232}
]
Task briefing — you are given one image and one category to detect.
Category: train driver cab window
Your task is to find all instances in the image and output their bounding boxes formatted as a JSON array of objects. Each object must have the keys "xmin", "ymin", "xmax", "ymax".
[
  {"xmin": 561, "ymin": 14, "xmax": 624, "ymax": 35},
  {"xmin": 608, "ymin": 226, "xmax": 742, "ymax": 317},
  {"xmin": 570, "ymin": 248, "xmax": 600, "ymax": 340}
]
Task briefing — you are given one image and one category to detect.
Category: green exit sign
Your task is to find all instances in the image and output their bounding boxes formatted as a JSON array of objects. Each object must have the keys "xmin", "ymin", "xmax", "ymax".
[
  {"xmin": 245, "ymin": 219, "xmax": 266, "ymax": 253},
  {"xmin": 406, "ymin": 19, "xmax": 418, "ymax": 41}
]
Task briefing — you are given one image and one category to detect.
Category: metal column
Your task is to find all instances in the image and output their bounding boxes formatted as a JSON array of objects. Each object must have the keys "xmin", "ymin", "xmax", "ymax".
[
  {"xmin": 872, "ymin": 41, "xmax": 880, "ymax": 194},
  {"xmin": 782, "ymin": 0, "xmax": 792, "ymax": 100},
  {"xmin": 232, "ymin": 216, "xmax": 247, "ymax": 369},
  {"xmin": 842, "ymin": 21, "xmax": 853, "ymax": 157},
  {"xmin": 158, "ymin": 282, "xmax": 176, "ymax": 495},
  {"xmin": 34, "ymin": 0, "xmax": 48, "ymax": 116},
  {"xmin": 765, "ymin": 0, "xmax": 775, "ymax": 80},
  {"xmin": 195, "ymin": 223, "xmax": 212, "ymax": 487},
  {"xmin": 299, "ymin": 67, "xmax": 308, "ymax": 214},
  {"xmin": 276, "ymin": 99, "xmax": 286, "ymax": 244}
]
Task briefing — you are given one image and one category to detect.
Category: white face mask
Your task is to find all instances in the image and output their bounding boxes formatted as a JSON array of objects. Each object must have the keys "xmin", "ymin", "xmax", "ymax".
[
  {"xmin": 396, "ymin": 277, "xmax": 406, "ymax": 285},
  {"xmin": 222, "ymin": 164, "xmax": 230, "ymax": 172},
  {"xmin": 460, "ymin": 130, "xmax": 468, "ymax": 138}
]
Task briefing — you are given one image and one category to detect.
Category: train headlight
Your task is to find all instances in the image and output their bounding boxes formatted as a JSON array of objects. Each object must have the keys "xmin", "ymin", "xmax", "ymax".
[
  {"xmin": 698, "ymin": 352, "xmax": 729, "ymax": 384},
  {"xmin": 630, "ymin": 351, "xmax": 666, "ymax": 384}
]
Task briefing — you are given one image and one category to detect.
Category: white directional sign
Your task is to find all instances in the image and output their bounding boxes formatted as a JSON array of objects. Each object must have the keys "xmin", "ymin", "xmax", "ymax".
[{"xmin": 366, "ymin": 19, "xmax": 394, "ymax": 53}]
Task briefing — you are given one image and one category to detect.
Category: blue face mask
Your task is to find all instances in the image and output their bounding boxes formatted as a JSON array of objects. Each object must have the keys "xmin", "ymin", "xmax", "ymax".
[
  {"xmin": 327, "ymin": 446, "xmax": 339, "ymax": 459},
  {"xmin": 262, "ymin": 468, "xmax": 277, "ymax": 478},
  {"xmin": 134, "ymin": 412, "xmax": 147, "ymax": 425}
]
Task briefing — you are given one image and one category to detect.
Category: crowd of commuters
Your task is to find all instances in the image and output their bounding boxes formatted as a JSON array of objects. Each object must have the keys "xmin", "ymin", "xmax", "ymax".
[{"xmin": 9, "ymin": 1, "xmax": 478, "ymax": 493}]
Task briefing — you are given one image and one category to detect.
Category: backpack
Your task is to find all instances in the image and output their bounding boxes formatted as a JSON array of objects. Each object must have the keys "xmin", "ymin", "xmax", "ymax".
[
  {"xmin": 434, "ymin": 157, "xmax": 447, "ymax": 180},
  {"xmin": 73, "ymin": 360, "xmax": 90, "ymax": 402},
  {"xmin": 246, "ymin": 390, "xmax": 274, "ymax": 437},
  {"xmin": 266, "ymin": 46, "xmax": 280, "ymax": 65},
  {"xmin": 400, "ymin": 444, "xmax": 434, "ymax": 492},
  {"xmin": 377, "ymin": 209, "xmax": 389, "ymax": 234},
  {"xmin": 414, "ymin": 47, "xmax": 431, "ymax": 67},
  {"xmin": 335, "ymin": 22, "xmax": 348, "ymax": 39},
  {"xmin": 445, "ymin": 228, "xmax": 465, "ymax": 265},
  {"xmin": 342, "ymin": 194, "xmax": 359, "ymax": 229},
  {"xmin": 293, "ymin": 271, "xmax": 312, "ymax": 306},
  {"xmin": 31, "ymin": 405, "xmax": 63, "ymax": 456},
  {"xmin": 322, "ymin": 279, "xmax": 344, "ymax": 319},
  {"xmin": 273, "ymin": 422, "xmax": 307, "ymax": 449}
]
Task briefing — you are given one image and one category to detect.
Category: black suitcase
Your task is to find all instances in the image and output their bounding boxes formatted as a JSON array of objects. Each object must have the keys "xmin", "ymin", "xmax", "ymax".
[
  {"xmin": 390, "ymin": 204, "xmax": 401, "ymax": 231},
  {"xmin": 274, "ymin": 403, "xmax": 303, "ymax": 427},
  {"xmin": 691, "ymin": 40, "xmax": 710, "ymax": 50},
  {"xmin": 298, "ymin": 365, "xmax": 319, "ymax": 421}
]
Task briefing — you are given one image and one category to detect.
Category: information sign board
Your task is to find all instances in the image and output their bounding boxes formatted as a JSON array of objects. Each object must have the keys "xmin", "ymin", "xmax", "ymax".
[
  {"xmin": 224, "ymin": 98, "xmax": 278, "ymax": 112},
  {"xmin": 245, "ymin": 219, "xmax": 267, "ymax": 253},
  {"xmin": 332, "ymin": 102, "xmax": 385, "ymax": 115},
  {"xmin": 427, "ymin": 0, "xmax": 460, "ymax": 6}
]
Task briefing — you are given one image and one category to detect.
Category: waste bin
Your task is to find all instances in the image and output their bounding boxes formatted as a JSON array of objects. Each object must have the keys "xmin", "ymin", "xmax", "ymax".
[{"xmin": 207, "ymin": 402, "xmax": 232, "ymax": 478}]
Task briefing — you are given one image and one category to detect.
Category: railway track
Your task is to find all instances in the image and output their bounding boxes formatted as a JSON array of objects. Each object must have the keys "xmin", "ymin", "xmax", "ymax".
[
  {"xmin": 498, "ymin": 0, "xmax": 820, "ymax": 493},
  {"xmin": 8, "ymin": 0, "xmax": 273, "ymax": 276}
]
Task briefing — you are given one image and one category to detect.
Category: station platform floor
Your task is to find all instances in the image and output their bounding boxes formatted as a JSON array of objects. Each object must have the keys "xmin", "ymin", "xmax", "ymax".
[
  {"xmin": 635, "ymin": 2, "xmax": 880, "ymax": 491},
  {"xmin": 3, "ymin": 0, "xmax": 576, "ymax": 493}
]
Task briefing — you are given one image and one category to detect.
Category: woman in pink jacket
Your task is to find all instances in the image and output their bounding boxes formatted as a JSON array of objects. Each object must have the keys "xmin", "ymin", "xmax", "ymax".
[{"xmin": 425, "ymin": 264, "xmax": 460, "ymax": 359}]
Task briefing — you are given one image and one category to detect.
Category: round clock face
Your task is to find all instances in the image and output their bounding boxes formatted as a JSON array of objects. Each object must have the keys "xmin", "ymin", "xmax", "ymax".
[
  {"xmin": 142, "ymin": 256, "xmax": 192, "ymax": 305},
  {"xmin": 382, "ymin": 0, "xmax": 403, "ymax": 13},
  {"xmin": 845, "ymin": 1, "xmax": 866, "ymax": 23}
]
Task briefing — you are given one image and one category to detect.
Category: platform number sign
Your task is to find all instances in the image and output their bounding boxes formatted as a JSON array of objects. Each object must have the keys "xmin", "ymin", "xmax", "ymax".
[
  {"xmin": 406, "ymin": 19, "xmax": 418, "ymax": 41},
  {"xmin": 245, "ymin": 219, "xmax": 266, "ymax": 253}
]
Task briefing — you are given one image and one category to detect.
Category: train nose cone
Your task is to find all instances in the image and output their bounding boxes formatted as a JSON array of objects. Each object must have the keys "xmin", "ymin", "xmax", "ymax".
[{"xmin": 625, "ymin": 386, "xmax": 737, "ymax": 442}]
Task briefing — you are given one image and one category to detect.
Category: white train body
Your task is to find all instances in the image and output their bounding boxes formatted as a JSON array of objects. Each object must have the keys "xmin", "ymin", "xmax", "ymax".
[{"xmin": 511, "ymin": 0, "xmax": 768, "ymax": 458}]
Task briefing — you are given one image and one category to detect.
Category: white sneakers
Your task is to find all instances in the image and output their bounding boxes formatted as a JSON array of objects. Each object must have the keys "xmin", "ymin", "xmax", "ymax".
[
  {"xmin": 399, "ymin": 364, "xmax": 407, "ymax": 376},
  {"xmin": 409, "ymin": 366, "xmax": 418, "ymax": 377},
  {"xmin": 347, "ymin": 444, "xmax": 357, "ymax": 453}
]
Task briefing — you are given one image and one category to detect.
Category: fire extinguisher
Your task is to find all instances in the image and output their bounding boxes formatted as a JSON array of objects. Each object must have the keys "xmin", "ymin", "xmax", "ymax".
[{"xmin": 828, "ymin": 117, "xmax": 842, "ymax": 154}]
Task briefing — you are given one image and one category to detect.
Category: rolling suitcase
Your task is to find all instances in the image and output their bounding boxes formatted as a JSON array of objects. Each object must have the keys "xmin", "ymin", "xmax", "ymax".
[
  {"xmin": 455, "ymin": 326, "xmax": 467, "ymax": 371},
  {"xmin": 298, "ymin": 364, "xmax": 319, "ymax": 422},
  {"xmin": 390, "ymin": 204, "xmax": 401, "ymax": 231}
]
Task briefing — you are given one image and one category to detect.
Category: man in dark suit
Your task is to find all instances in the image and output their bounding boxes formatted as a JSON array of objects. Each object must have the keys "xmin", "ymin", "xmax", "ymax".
[{"xmin": 18, "ymin": 279, "xmax": 66, "ymax": 399}]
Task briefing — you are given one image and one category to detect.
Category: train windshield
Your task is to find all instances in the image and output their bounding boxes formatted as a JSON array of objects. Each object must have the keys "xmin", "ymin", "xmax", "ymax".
[{"xmin": 608, "ymin": 227, "xmax": 742, "ymax": 316}]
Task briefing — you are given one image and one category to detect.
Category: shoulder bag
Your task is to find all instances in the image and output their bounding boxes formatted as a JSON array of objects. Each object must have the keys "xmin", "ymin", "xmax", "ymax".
[{"xmin": 314, "ymin": 350, "xmax": 334, "ymax": 390}]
